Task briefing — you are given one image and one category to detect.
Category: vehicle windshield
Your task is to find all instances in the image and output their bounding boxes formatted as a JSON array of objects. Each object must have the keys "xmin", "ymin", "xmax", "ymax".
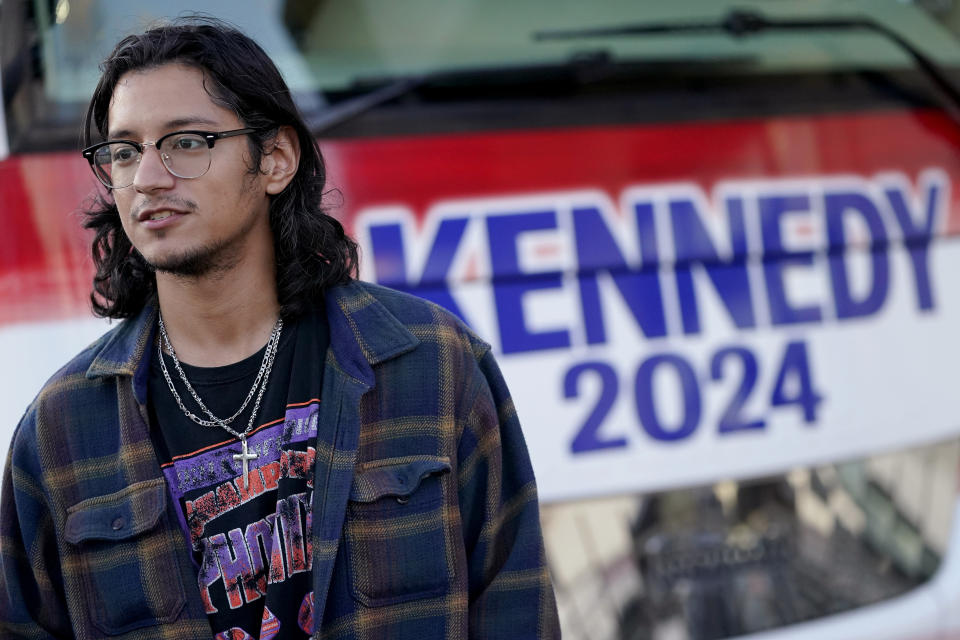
[
  {"xmin": 32, "ymin": 0, "xmax": 960, "ymax": 94},
  {"xmin": 8, "ymin": 0, "xmax": 960, "ymax": 146}
]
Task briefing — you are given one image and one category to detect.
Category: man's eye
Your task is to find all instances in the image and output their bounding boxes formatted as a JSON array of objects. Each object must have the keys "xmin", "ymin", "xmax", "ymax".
[
  {"xmin": 112, "ymin": 147, "xmax": 137, "ymax": 163},
  {"xmin": 171, "ymin": 136, "xmax": 205, "ymax": 151}
]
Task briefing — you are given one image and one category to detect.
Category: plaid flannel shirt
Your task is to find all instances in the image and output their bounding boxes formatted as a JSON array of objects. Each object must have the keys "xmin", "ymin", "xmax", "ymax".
[{"xmin": 0, "ymin": 280, "xmax": 559, "ymax": 639}]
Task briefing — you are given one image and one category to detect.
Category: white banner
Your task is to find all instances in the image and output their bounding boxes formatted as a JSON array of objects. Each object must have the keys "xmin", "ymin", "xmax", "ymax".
[{"xmin": 357, "ymin": 171, "xmax": 960, "ymax": 502}]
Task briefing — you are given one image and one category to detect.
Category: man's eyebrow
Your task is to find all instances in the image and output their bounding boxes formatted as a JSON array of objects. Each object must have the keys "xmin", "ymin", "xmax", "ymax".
[{"xmin": 107, "ymin": 117, "xmax": 223, "ymax": 140}]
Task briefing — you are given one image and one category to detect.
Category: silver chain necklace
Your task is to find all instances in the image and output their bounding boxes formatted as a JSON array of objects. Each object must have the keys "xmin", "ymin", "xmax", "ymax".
[
  {"xmin": 157, "ymin": 313, "xmax": 283, "ymax": 428},
  {"xmin": 156, "ymin": 312, "xmax": 284, "ymax": 488}
]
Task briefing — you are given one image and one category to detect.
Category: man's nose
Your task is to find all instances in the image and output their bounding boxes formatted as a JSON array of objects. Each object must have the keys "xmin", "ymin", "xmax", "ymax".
[{"xmin": 132, "ymin": 145, "xmax": 175, "ymax": 192}]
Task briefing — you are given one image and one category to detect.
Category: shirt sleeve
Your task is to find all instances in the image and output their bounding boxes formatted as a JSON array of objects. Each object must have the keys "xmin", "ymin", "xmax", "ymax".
[
  {"xmin": 457, "ymin": 345, "xmax": 561, "ymax": 639},
  {"xmin": 0, "ymin": 418, "xmax": 73, "ymax": 639}
]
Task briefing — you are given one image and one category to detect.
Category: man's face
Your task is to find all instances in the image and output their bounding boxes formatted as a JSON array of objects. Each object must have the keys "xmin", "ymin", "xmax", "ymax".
[{"xmin": 107, "ymin": 63, "xmax": 273, "ymax": 277}]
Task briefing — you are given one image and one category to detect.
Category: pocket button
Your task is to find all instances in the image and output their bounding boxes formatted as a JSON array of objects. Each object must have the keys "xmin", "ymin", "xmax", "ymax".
[{"xmin": 111, "ymin": 516, "xmax": 126, "ymax": 531}]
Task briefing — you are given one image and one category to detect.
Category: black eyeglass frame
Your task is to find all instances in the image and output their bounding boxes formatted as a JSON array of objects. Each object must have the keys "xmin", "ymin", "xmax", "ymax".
[{"xmin": 81, "ymin": 127, "xmax": 259, "ymax": 189}]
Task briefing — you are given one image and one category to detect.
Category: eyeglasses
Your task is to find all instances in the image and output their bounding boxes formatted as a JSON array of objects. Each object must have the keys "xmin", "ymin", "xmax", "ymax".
[{"xmin": 81, "ymin": 128, "xmax": 257, "ymax": 189}]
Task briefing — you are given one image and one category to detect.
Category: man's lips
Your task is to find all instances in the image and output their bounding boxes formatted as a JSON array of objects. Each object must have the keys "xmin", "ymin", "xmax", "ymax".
[
  {"xmin": 136, "ymin": 207, "xmax": 190, "ymax": 223},
  {"xmin": 135, "ymin": 207, "xmax": 192, "ymax": 230}
]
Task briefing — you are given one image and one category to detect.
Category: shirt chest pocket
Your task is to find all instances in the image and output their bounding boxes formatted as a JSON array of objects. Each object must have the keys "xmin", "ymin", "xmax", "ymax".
[
  {"xmin": 345, "ymin": 456, "xmax": 453, "ymax": 607},
  {"xmin": 64, "ymin": 478, "xmax": 186, "ymax": 636}
]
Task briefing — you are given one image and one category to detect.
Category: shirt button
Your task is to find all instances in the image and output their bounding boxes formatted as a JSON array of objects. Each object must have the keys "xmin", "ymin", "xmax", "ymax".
[{"xmin": 111, "ymin": 516, "xmax": 125, "ymax": 531}]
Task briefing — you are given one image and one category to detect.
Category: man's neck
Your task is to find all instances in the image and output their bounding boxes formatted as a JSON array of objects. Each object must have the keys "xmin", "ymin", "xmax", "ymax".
[{"xmin": 155, "ymin": 255, "xmax": 281, "ymax": 368}]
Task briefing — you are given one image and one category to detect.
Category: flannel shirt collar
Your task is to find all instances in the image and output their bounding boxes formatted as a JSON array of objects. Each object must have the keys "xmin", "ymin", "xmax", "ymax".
[
  {"xmin": 324, "ymin": 282, "xmax": 421, "ymax": 387},
  {"xmin": 82, "ymin": 281, "xmax": 420, "ymax": 401},
  {"xmin": 85, "ymin": 303, "xmax": 157, "ymax": 405}
]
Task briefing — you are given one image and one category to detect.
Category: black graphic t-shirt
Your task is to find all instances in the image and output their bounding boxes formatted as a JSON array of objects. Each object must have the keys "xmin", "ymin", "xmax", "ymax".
[{"xmin": 149, "ymin": 304, "xmax": 328, "ymax": 639}]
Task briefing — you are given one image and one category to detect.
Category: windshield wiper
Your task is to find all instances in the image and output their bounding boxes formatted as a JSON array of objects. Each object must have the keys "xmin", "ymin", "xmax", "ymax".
[
  {"xmin": 305, "ymin": 50, "xmax": 764, "ymax": 136},
  {"xmin": 310, "ymin": 8, "xmax": 955, "ymax": 137},
  {"xmin": 306, "ymin": 75, "xmax": 427, "ymax": 135},
  {"xmin": 534, "ymin": 9, "xmax": 960, "ymax": 125}
]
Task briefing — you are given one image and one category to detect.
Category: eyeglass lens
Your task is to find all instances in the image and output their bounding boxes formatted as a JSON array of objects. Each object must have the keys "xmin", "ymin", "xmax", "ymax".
[{"xmin": 91, "ymin": 133, "xmax": 212, "ymax": 188}]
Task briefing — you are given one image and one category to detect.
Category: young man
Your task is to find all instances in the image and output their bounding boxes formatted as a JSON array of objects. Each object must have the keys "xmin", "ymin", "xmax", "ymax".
[{"xmin": 0, "ymin": 19, "xmax": 559, "ymax": 640}]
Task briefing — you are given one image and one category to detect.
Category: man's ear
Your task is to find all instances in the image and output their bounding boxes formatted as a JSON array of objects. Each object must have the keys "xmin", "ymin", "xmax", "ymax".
[{"xmin": 262, "ymin": 126, "xmax": 300, "ymax": 195}]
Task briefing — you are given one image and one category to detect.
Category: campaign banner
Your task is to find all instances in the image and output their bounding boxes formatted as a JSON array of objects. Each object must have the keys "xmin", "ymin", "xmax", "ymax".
[
  {"xmin": 353, "ymin": 174, "xmax": 958, "ymax": 502},
  {"xmin": 327, "ymin": 110, "xmax": 960, "ymax": 502}
]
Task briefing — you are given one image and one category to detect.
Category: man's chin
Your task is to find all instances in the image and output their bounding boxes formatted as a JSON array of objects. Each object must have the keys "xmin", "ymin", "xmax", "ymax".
[{"xmin": 145, "ymin": 246, "xmax": 230, "ymax": 278}]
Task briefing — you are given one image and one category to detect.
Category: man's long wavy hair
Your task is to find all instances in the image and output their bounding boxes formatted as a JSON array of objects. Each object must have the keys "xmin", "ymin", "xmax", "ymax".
[{"xmin": 82, "ymin": 18, "xmax": 358, "ymax": 319}]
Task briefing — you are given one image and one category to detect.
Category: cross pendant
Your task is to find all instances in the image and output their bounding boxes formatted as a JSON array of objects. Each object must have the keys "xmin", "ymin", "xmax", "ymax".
[{"xmin": 233, "ymin": 437, "xmax": 258, "ymax": 490}]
